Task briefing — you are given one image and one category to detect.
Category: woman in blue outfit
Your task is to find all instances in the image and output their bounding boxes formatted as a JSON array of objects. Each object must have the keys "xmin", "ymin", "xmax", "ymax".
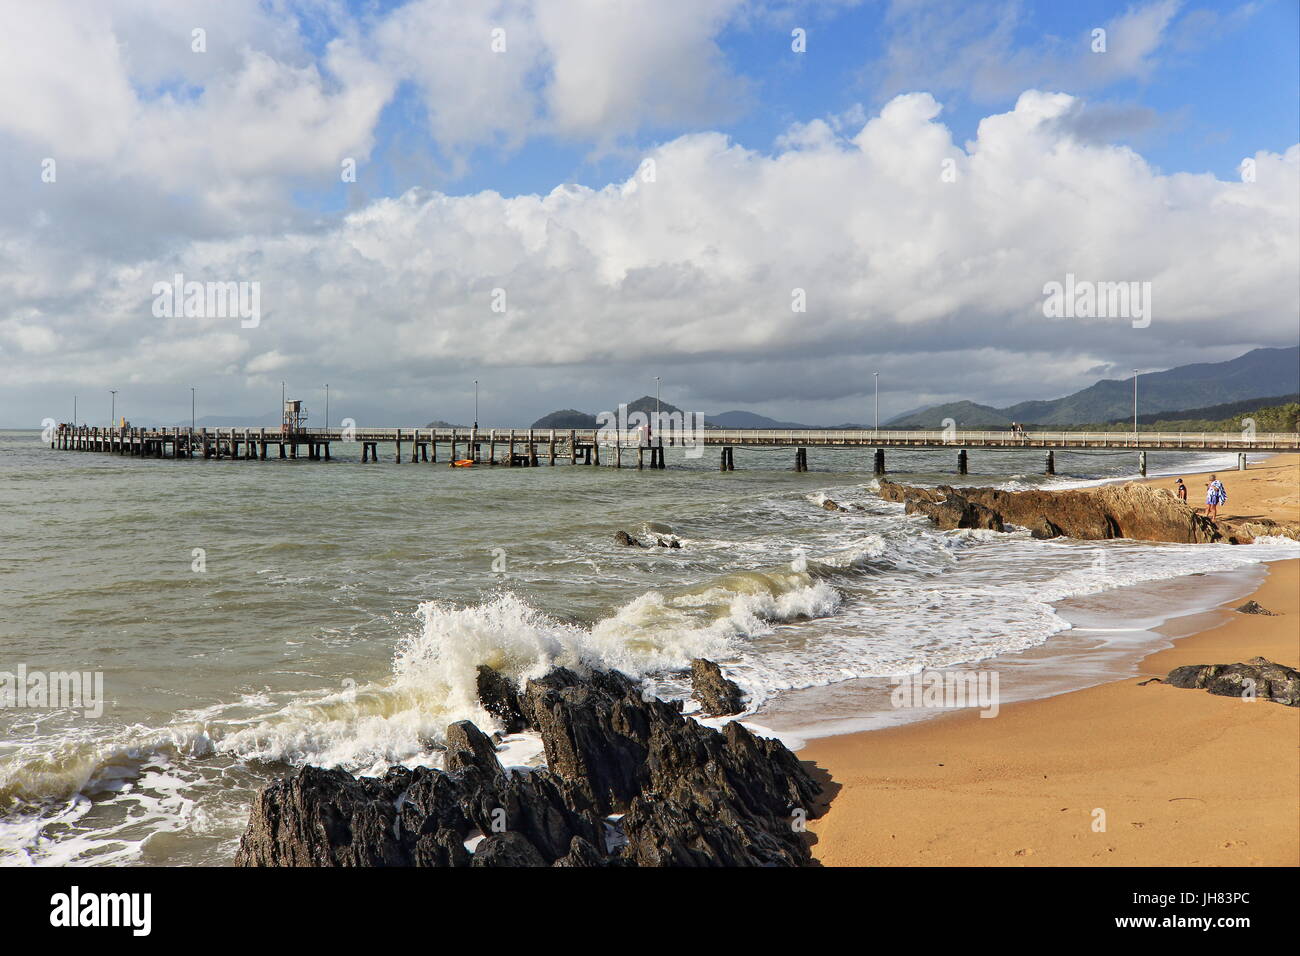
[{"xmin": 1205, "ymin": 475, "xmax": 1226, "ymax": 520}]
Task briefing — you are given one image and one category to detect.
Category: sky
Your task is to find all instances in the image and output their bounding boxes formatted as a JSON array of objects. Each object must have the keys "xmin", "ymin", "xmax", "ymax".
[{"xmin": 1, "ymin": 0, "xmax": 1297, "ymax": 427}]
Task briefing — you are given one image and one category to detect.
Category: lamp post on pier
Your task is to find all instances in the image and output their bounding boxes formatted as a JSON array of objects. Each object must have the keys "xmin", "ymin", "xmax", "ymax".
[
  {"xmin": 654, "ymin": 376, "xmax": 660, "ymax": 443},
  {"xmin": 1132, "ymin": 369, "xmax": 1141, "ymax": 443}
]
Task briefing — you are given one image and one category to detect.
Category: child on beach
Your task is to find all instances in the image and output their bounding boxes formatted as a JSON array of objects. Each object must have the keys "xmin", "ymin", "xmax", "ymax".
[
  {"xmin": 1205, "ymin": 475, "xmax": 1226, "ymax": 520},
  {"xmin": 1175, "ymin": 478, "xmax": 1187, "ymax": 502}
]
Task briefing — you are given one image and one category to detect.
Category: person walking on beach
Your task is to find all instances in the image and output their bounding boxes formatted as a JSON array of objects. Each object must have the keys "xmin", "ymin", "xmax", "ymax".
[
  {"xmin": 1205, "ymin": 475, "xmax": 1226, "ymax": 520},
  {"xmin": 1175, "ymin": 478, "xmax": 1187, "ymax": 503}
]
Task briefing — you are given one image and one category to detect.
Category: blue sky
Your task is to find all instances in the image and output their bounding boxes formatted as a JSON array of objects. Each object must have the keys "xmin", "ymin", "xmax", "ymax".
[{"xmin": 338, "ymin": 0, "xmax": 1299, "ymax": 204}]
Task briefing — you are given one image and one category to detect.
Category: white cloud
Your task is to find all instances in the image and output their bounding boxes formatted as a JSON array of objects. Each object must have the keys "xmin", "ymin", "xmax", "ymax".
[{"xmin": 4, "ymin": 90, "xmax": 1295, "ymax": 419}]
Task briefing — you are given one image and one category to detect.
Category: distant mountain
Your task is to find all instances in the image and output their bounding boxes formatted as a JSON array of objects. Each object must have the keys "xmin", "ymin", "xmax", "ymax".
[
  {"xmin": 707, "ymin": 410, "xmax": 812, "ymax": 429},
  {"xmin": 886, "ymin": 401, "xmax": 1011, "ymax": 429},
  {"xmin": 530, "ymin": 409, "xmax": 598, "ymax": 428},
  {"xmin": 889, "ymin": 347, "xmax": 1300, "ymax": 427},
  {"xmin": 624, "ymin": 395, "xmax": 683, "ymax": 416},
  {"xmin": 531, "ymin": 397, "xmax": 685, "ymax": 429}
]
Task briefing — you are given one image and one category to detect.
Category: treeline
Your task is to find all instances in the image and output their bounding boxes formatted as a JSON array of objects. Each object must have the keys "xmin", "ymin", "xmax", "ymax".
[{"xmin": 1051, "ymin": 401, "xmax": 1299, "ymax": 434}]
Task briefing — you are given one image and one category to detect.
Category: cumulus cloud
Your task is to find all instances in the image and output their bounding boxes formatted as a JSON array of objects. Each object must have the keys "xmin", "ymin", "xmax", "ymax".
[{"xmin": 4, "ymin": 89, "xmax": 1296, "ymax": 423}]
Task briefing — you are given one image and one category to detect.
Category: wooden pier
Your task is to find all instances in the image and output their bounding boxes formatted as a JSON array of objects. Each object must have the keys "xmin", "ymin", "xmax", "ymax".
[{"xmin": 50, "ymin": 424, "xmax": 1299, "ymax": 475}]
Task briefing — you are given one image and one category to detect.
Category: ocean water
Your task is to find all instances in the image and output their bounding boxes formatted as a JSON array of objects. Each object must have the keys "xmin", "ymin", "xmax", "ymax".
[{"xmin": 1, "ymin": 429, "xmax": 1295, "ymax": 866}]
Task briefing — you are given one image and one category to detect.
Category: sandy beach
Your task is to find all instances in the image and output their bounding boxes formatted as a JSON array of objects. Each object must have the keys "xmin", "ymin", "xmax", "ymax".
[
  {"xmin": 1146, "ymin": 453, "xmax": 1299, "ymax": 525},
  {"xmin": 802, "ymin": 455, "xmax": 1299, "ymax": 867}
]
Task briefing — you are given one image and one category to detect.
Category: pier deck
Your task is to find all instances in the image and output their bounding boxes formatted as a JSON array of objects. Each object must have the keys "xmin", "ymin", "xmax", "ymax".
[{"xmin": 50, "ymin": 424, "xmax": 1298, "ymax": 474}]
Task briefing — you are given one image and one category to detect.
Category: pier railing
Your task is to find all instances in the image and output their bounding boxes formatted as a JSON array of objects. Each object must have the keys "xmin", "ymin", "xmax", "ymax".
[
  {"xmin": 50, "ymin": 424, "xmax": 1300, "ymax": 452},
  {"xmin": 276, "ymin": 426, "xmax": 1297, "ymax": 451}
]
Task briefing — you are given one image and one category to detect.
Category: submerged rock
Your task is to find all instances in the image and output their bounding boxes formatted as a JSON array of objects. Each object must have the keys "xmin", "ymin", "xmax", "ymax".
[
  {"xmin": 614, "ymin": 530, "xmax": 643, "ymax": 547},
  {"xmin": 1164, "ymin": 657, "xmax": 1299, "ymax": 707},
  {"xmin": 689, "ymin": 658, "xmax": 746, "ymax": 716},
  {"xmin": 235, "ymin": 661, "xmax": 821, "ymax": 867}
]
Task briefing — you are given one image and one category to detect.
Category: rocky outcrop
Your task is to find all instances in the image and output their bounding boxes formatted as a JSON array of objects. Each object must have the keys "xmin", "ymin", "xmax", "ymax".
[
  {"xmin": 690, "ymin": 658, "xmax": 746, "ymax": 716},
  {"xmin": 476, "ymin": 665, "xmax": 528, "ymax": 733},
  {"xmin": 614, "ymin": 530, "xmax": 642, "ymax": 547},
  {"xmin": 1164, "ymin": 657, "xmax": 1300, "ymax": 706},
  {"xmin": 880, "ymin": 479, "xmax": 1222, "ymax": 543},
  {"xmin": 821, "ymin": 499, "xmax": 841, "ymax": 511},
  {"xmin": 1222, "ymin": 518, "xmax": 1300, "ymax": 544},
  {"xmin": 1236, "ymin": 600, "xmax": 1277, "ymax": 616},
  {"xmin": 904, "ymin": 495, "xmax": 1004, "ymax": 532},
  {"xmin": 235, "ymin": 663, "xmax": 821, "ymax": 867}
]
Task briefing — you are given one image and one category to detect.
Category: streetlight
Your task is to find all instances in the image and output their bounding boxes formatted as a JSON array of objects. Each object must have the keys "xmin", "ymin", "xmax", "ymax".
[
  {"xmin": 654, "ymin": 376, "xmax": 660, "ymax": 442},
  {"xmin": 873, "ymin": 372, "xmax": 879, "ymax": 437},
  {"xmin": 324, "ymin": 384, "xmax": 329, "ymax": 430},
  {"xmin": 191, "ymin": 387, "xmax": 196, "ymax": 431},
  {"xmin": 73, "ymin": 395, "xmax": 77, "ymax": 426},
  {"xmin": 1132, "ymin": 369, "xmax": 1140, "ymax": 443},
  {"xmin": 109, "ymin": 389, "xmax": 117, "ymax": 428},
  {"xmin": 473, "ymin": 380, "xmax": 479, "ymax": 430}
]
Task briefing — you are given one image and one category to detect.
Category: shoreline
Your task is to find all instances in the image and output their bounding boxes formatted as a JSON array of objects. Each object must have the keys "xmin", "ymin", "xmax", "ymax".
[
  {"xmin": 753, "ymin": 454, "xmax": 1300, "ymax": 747},
  {"xmin": 800, "ymin": 558, "xmax": 1299, "ymax": 866}
]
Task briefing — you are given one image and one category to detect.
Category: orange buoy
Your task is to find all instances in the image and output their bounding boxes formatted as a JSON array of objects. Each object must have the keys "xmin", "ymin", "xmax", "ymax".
[{"xmin": 451, "ymin": 459, "xmax": 475, "ymax": 467}]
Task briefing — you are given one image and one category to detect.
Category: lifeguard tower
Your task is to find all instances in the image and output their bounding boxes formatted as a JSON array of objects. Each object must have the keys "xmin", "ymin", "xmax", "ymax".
[{"xmin": 281, "ymin": 399, "xmax": 307, "ymax": 436}]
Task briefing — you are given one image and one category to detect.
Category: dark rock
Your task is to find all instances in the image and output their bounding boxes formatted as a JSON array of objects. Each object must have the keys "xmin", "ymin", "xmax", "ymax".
[
  {"xmin": 552, "ymin": 835, "xmax": 606, "ymax": 867},
  {"xmin": 413, "ymin": 827, "xmax": 472, "ymax": 867},
  {"xmin": 444, "ymin": 720, "xmax": 503, "ymax": 777},
  {"xmin": 1235, "ymin": 600, "xmax": 1277, "ymax": 616},
  {"xmin": 1165, "ymin": 658, "xmax": 1299, "ymax": 706},
  {"xmin": 821, "ymin": 499, "xmax": 841, "ymax": 511},
  {"xmin": 471, "ymin": 831, "xmax": 548, "ymax": 867},
  {"xmin": 476, "ymin": 665, "xmax": 528, "ymax": 733},
  {"xmin": 234, "ymin": 766, "xmax": 406, "ymax": 867},
  {"xmin": 690, "ymin": 658, "xmax": 746, "ymax": 716},
  {"xmin": 614, "ymin": 530, "xmax": 642, "ymax": 547},
  {"xmin": 518, "ymin": 668, "xmax": 652, "ymax": 813},
  {"xmin": 236, "ymin": 661, "xmax": 822, "ymax": 867}
]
